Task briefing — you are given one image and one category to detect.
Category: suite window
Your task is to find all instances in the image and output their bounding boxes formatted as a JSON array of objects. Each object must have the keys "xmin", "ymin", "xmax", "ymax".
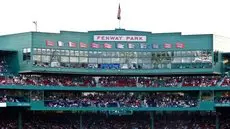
[{"xmin": 23, "ymin": 48, "xmax": 31, "ymax": 61}]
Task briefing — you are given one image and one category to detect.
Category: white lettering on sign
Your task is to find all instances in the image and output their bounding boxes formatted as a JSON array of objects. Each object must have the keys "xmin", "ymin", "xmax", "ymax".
[{"xmin": 94, "ymin": 35, "xmax": 147, "ymax": 42}]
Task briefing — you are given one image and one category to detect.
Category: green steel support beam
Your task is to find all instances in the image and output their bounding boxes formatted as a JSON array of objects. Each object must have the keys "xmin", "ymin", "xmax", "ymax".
[
  {"xmin": 18, "ymin": 112, "xmax": 22, "ymax": 129},
  {"xmin": 150, "ymin": 111, "xmax": 154, "ymax": 129},
  {"xmin": 80, "ymin": 113, "xmax": 83, "ymax": 129},
  {"xmin": 216, "ymin": 112, "xmax": 219, "ymax": 129}
]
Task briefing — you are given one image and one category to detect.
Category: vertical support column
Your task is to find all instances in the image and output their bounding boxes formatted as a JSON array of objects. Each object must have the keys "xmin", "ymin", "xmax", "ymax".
[
  {"xmin": 80, "ymin": 113, "xmax": 83, "ymax": 129},
  {"xmin": 150, "ymin": 111, "xmax": 154, "ymax": 129},
  {"xmin": 18, "ymin": 111, "xmax": 22, "ymax": 129},
  {"xmin": 216, "ymin": 112, "xmax": 219, "ymax": 129}
]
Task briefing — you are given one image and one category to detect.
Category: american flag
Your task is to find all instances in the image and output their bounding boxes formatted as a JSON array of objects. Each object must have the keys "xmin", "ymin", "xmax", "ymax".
[
  {"xmin": 104, "ymin": 43, "xmax": 112, "ymax": 48},
  {"xmin": 140, "ymin": 43, "xmax": 147, "ymax": 49},
  {"xmin": 68, "ymin": 42, "xmax": 77, "ymax": 48},
  {"xmin": 91, "ymin": 43, "xmax": 100, "ymax": 48},
  {"xmin": 176, "ymin": 42, "xmax": 185, "ymax": 48},
  {"xmin": 117, "ymin": 43, "xmax": 124, "ymax": 48},
  {"xmin": 128, "ymin": 43, "xmax": 135, "ymax": 49},
  {"xmin": 152, "ymin": 44, "xmax": 159, "ymax": 49},
  {"xmin": 164, "ymin": 43, "xmax": 172, "ymax": 48},
  {"xmin": 80, "ymin": 42, "xmax": 87, "ymax": 48},
  {"xmin": 46, "ymin": 40, "xmax": 55, "ymax": 46}
]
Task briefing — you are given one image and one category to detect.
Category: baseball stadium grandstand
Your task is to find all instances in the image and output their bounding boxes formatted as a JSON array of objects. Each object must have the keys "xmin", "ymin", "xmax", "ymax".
[{"xmin": 0, "ymin": 29, "xmax": 230, "ymax": 129}]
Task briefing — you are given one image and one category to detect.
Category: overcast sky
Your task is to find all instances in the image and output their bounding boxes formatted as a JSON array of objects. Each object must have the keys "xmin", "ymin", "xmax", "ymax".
[{"xmin": 0, "ymin": 0, "xmax": 230, "ymax": 36}]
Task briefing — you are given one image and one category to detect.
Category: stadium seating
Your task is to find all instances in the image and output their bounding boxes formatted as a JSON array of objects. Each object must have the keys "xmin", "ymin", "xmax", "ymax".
[{"xmin": 0, "ymin": 74, "xmax": 229, "ymax": 87}]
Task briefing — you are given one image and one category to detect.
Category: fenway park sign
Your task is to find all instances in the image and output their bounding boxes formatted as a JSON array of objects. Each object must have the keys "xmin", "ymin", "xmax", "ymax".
[{"xmin": 94, "ymin": 35, "xmax": 147, "ymax": 42}]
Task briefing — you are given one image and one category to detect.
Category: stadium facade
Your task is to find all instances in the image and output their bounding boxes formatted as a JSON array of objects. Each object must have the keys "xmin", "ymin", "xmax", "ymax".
[{"xmin": 0, "ymin": 29, "xmax": 230, "ymax": 129}]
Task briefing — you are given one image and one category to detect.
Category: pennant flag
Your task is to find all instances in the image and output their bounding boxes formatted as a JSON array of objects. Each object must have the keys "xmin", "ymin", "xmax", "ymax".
[
  {"xmin": 80, "ymin": 42, "xmax": 87, "ymax": 48},
  {"xmin": 140, "ymin": 43, "xmax": 147, "ymax": 49},
  {"xmin": 69, "ymin": 41, "xmax": 77, "ymax": 48},
  {"xmin": 46, "ymin": 40, "xmax": 55, "ymax": 46},
  {"xmin": 176, "ymin": 42, "xmax": 185, "ymax": 48},
  {"xmin": 152, "ymin": 44, "xmax": 159, "ymax": 49},
  {"xmin": 128, "ymin": 43, "xmax": 135, "ymax": 49},
  {"xmin": 117, "ymin": 4, "xmax": 121, "ymax": 20},
  {"xmin": 57, "ymin": 41, "xmax": 64, "ymax": 47},
  {"xmin": 164, "ymin": 43, "xmax": 172, "ymax": 48},
  {"xmin": 104, "ymin": 43, "xmax": 112, "ymax": 48},
  {"xmin": 91, "ymin": 43, "xmax": 100, "ymax": 48},
  {"xmin": 117, "ymin": 43, "xmax": 124, "ymax": 48}
]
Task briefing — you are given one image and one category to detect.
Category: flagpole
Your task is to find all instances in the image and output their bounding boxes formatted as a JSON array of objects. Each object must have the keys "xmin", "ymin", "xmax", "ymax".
[
  {"xmin": 117, "ymin": 3, "xmax": 121, "ymax": 29},
  {"xmin": 119, "ymin": 19, "xmax": 121, "ymax": 29}
]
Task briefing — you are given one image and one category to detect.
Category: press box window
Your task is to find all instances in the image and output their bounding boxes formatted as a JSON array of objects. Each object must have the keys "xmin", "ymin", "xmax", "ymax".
[{"xmin": 23, "ymin": 48, "xmax": 31, "ymax": 61}]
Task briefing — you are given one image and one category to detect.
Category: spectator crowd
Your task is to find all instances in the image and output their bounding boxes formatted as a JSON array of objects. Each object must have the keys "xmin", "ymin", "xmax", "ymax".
[
  {"xmin": 43, "ymin": 92, "xmax": 198, "ymax": 108},
  {"xmin": 0, "ymin": 74, "xmax": 228, "ymax": 87}
]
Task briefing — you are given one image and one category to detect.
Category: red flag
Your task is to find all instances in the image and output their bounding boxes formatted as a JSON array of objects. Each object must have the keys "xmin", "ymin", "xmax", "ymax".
[
  {"xmin": 46, "ymin": 40, "xmax": 55, "ymax": 46},
  {"xmin": 91, "ymin": 43, "xmax": 100, "ymax": 48},
  {"xmin": 104, "ymin": 43, "xmax": 112, "ymax": 48},
  {"xmin": 80, "ymin": 42, "xmax": 87, "ymax": 48},
  {"xmin": 117, "ymin": 4, "xmax": 121, "ymax": 20},
  {"xmin": 164, "ymin": 43, "xmax": 172, "ymax": 48},
  {"xmin": 68, "ymin": 42, "xmax": 77, "ymax": 48},
  {"xmin": 176, "ymin": 42, "xmax": 185, "ymax": 48}
]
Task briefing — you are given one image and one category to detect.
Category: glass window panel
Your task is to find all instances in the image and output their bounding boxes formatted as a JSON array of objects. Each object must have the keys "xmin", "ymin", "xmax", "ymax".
[
  {"xmin": 23, "ymin": 48, "xmax": 27, "ymax": 53},
  {"xmin": 33, "ymin": 48, "xmax": 38, "ymax": 54},
  {"xmin": 79, "ymin": 57, "xmax": 88, "ymax": 63},
  {"xmin": 42, "ymin": 55, "xmax": 50, "ymax": 63},
  {"xmin": 102, "ymin": 52, "xmax": 107, "ymax": 57},
  {"xmin": 88, "ymin": 51, "xmax": 93, "ymax": 56},
  {"xmin": 33, "ymin": 55, "xmax": 41, "ymax": 61},
  {"xmin": 65, "ymin": 50, "xmax": 70, "ymax": 56},
  {"xmin": 75, "ymin": 51, "xmax": 79, "ymax": 56},
  {"xmin": 98, "ymin": 58, "xmax": 102, "ymax": 63},
  {"xmin": 142, "ymin": 64, "xmax": 152, "ymax": 69},
  {"xmin": 120, "ymin": 52, "xmax": 126, "ymax": 57},
  {"xmin": 27, "ymin": 48, "xmax": 31, "ymax": 53},
  {"xmin": 46, "ymin": 49, "xmax": 51, "ymax": 55},
  {"xmin": 172, "ymin": 57, "xmax": 182, "ymax": 63},
  {"xmin": 84, "ymin": 51, "xmax": 88, "ymax": 56},
  {"xmin": 70, "ymin": 50, "xmax": 75, "ymax": 56},
  {"xmin": 111, "ymin": 58, "xmax": 120, "ymax": 63},
  {"xmin": 106, "ymin": 52, "xmax": 112, "ymax": 57},
  {"xmin": 115, "ymin": 52, "xmax": 119, "ymax": 57},
  {"xmin": 42, "ymin": 49, "xmax": 46, "ymax": 54},
  {"xmin": 111, "ymin": 52, "xmax": 116, "ymax": 57},
  {"xmin": 102, "ymin": 58, "xmax": 111, "ymax": 63},
  {"xmin": 70, "ymin": 57, "xmax": 78, "ymax": 62},
  {"xmin": 61, "ymin": 56, "xmax": 69, "ymax": 63},
  {"xmin": 120, "ymin": 58, "xmax": 126, "ymax": 63},
  {"xmin": 146, "ymin": 52, "xmax": 151, "ymax": 57},
  {"xmin": 181, "ymin": 51, "xmax": 186, "ymax": 56},
  {"xmin": 79, "ymin": 51, "xmax": 84, "ymax": 56},
  {"xmin": 98, "ymin": 51, "xmax": 102, "ymax": 57},
  {"xmin": 129, "ymin": 58, "xmax": 138, "ymax": 63},
  {"xmin": 61, "ymin": 50, "xmax": 65, "ymax": 55},
  {"xmin": 93, "ymin": 51, "xmax": 98, "ymax": 56},
  {"xmin": 138, "ymin": 58, "xmax": 143, "ymax": 63},
  {"xmin": 37, "ymin": 48, "xmax": 42, "ymax": 54},
  {"xmin": 55, "ymin": 50, "xmax": 60, "ymax": 55},
  {"xmin": 142, "ymin": 58, "xmax": 151, "ymax": 63},
  {"xmin": 89, "ymin": 58, "xmax": 97, "ymax": 63}
]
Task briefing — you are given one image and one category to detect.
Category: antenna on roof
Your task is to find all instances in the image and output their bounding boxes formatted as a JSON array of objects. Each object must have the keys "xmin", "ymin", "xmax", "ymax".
[{"xmin": 33, "ymin": 21, "xmax": 38, "ymax": 32}]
